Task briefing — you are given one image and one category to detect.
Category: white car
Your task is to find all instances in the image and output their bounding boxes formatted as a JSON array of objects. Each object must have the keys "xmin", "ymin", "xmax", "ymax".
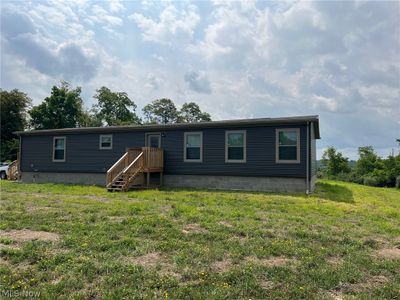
[{"xmin": 0, "ymin": 162, "xmax": 9, "ymax": 179}]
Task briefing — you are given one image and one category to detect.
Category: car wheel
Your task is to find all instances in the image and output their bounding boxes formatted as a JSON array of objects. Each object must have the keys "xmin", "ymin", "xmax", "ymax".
[{"xmin": 0, "ymin": 172, "xmax": 6, "ymax": 180}]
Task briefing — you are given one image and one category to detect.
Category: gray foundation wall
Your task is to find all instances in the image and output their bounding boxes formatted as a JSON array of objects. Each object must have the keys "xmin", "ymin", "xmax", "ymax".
[
  {"xmin": 163, "ymin": 175, "xmax": 307, "ymax": 193},
  {"xmin": 21, "ymin": 172, "xmax": 309, "ymax": 193},
  {"xmin": 310, "ymin": 175, "xmax": 317, "ymax": 193},
  {"xmin": 21, "ymin": 172, "xmax": 106, "ymax": 186}
]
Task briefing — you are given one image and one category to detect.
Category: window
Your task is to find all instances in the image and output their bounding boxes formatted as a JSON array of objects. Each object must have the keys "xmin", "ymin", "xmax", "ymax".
[
  {"xmin": 53, "ymin": 137, "xmax": 66, "ymax": 162},
  {"xmin": 184, "ymin": 132, "xmax": 202, "ymax": 162},
  {"xmin": 276, "ymin": 128, "xmax": 300, "ymax": 163},
  {"xmin": 99, "ymin": 135, "xmax": 113, "ymax": 150},
  {"xmin": 225, "ymin": 130, "xmax": 246, "ymax": 163}
]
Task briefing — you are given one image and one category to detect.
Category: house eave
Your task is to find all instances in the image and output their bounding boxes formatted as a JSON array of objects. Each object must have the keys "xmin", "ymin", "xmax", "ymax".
[{"xmin": 15, "ymin": 115, "xmax": 320, "ymax": 139}]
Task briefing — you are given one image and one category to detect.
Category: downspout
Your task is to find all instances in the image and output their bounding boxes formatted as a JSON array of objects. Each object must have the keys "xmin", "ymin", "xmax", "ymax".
[
  {"xmin": 306, "ymin": 122, "xmax": 310, "ymax": 194},
  {"xmin": 18, "ymin": 135, "xmax": 22, "ymax": 177}
]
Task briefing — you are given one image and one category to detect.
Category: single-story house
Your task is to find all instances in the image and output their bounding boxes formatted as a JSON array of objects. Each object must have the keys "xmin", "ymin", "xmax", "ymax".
[{"xmin": 14, "ymin": 115, "xmax": 320, "ymax": 193}]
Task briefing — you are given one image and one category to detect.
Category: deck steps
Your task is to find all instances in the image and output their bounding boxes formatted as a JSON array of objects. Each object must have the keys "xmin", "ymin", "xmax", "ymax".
[{"xmin": 106, "ymin": 147, "xmax": 163, "ymax": 192}]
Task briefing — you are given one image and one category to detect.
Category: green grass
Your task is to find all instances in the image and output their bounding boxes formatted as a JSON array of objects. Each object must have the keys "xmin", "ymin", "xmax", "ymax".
[{"xmin": 0, "ymin": 180, "xmax": 399, "ymax": 299}]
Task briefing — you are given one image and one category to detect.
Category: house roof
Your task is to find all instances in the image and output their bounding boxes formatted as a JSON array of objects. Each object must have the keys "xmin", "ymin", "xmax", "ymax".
[{"xmin": 15, "ymin": 115, "xmax": 320, "ymax": 139}]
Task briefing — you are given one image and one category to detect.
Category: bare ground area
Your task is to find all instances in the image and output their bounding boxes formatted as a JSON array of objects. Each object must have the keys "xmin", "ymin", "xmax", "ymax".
[{"xmin": 0, "ymin": 229, "xmax": 60, "ymax": 242}]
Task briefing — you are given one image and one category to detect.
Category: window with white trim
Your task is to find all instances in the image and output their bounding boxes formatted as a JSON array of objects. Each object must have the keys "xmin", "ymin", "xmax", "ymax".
[
  {"xmin": 276, "ymin": 128, "xmax": 300, "ymax": 163},
  {"xmin": 99, "ymin": 134, "xmax": 113, "ymax": 150},
  {"xmin": 225, "ymin": 130, "xmax": 246, "ymax": 163},
  {"xmin": 184, "ymin": 132, "xmax": 202, "ymax": 162},
  {"xmin": 53, "ymin": 137, "xmax": 66, "ymax": 162}
]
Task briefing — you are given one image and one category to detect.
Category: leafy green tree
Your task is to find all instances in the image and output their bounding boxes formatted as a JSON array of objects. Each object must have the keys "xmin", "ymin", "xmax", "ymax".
[
  {"xmin": 321, "ymin": 146, "xmax": 351, "ymax": 176},
  {"xmin": 355, "ymin": 146, "xmax": 380, "ymax": 176},
  {"xmin": 0, "ymin": 89, "xmax": 31, "ymax": 161},
  {"xmin": 382, "ymin": 153, "xmax": 400, "ymax": 186},
  {"xmin": 179, "ymin": 102, "xmax": 211, "ymax": 123},
  {"xmin": 142, "ymin": 98, "xmax": 179, "ymax": 124},
  {"xmin": 30, "ymin": 82, "xmax": 86, "ymax": 129},
  {"xmin": 92, "ymin": 87, "xmax": 140, "ymax": 126},
  {"xmin": 80, "ymin": 109, "xmax": 103, "ymax": 127}
]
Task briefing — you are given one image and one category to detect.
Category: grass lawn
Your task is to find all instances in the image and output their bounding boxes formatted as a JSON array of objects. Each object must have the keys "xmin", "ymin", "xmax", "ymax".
[{"xmin": 0, "ymin": 180, "xmax": 399, "ymax": 299}]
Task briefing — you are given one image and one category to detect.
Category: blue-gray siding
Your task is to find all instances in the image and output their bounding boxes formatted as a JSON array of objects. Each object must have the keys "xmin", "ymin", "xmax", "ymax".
[{"xmin": 21, "ymin": 124, "xmax": 309, "ymax": 178}]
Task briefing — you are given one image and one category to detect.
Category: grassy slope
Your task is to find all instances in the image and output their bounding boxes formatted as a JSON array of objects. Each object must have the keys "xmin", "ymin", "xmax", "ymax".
[{"xmin": 0, "ymin": 180, "xmax": 399, "ymax": 299}]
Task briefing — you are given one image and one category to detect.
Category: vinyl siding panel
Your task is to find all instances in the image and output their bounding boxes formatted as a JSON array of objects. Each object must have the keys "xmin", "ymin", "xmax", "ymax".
[{"xmin": 21, "ymin": 123, "xmax": 308, "ymax": 177}]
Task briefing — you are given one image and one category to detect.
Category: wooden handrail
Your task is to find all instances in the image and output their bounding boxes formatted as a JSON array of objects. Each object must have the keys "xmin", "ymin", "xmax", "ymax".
[
  {"xmin": 123, "ymin": 152, "xmax": 143, "ymax": 175},
  {"xmin": 122, "ymin": 152, "xmax": 144, "ymax": 190},
  {"xmin": 106, "ymin": 147, "xmax": 164, "ymax": 190},
  {"xmin": 107, "ymin": 152, "xmax": 128, "ymax": 174},
  {"xmin": 106, "ymin": 152, "xmax": 129, "ymax": 187},
  {"xmin": 8, "ymin": 160, "xmax": 20, "ymax": 180}
]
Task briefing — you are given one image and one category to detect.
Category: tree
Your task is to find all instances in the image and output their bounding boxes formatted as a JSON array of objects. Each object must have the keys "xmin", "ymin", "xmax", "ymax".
[
  {"xmin": 92, "ymin": 87, "xmax": 140, "ymax": 126},
  {"xmin": 142, "ymin": 98, "xmax": 179, "ymax": 124},
  {"xmin": 179, "ymin": 102, "xmax": 211, "ymax": 123},
  {"xmin": 79, "ymin": 109, "xmax": 103, "ymax": 127},
  {"xmin": 321, "ymin": 146, "xmax": 351, "ymax": 176},
  {"xmin": 30, "ymin": 82, "xmax": 86, "ymax": 129},
  {"xmin": 355, "ymin": 146, "xmax": 380, "ymax": 176},
  {"xmin": 0, "ymin": 89, "xmax": 31, "ymax": 161}
]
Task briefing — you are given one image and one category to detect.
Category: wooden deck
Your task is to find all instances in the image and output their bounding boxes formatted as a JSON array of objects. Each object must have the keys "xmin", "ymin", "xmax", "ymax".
[{"xmin": 106, "ymin": 147, "xmax": 163, "ymax": 191}]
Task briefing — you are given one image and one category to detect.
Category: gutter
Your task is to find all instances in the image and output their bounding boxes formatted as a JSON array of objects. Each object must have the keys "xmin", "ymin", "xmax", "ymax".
[{"xmin": 14, "ymin": 115, "xmax": 320, "ymax": 137}]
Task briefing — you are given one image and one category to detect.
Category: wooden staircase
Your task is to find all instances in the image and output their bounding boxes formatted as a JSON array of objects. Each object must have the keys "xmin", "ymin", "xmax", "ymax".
[
  {"xmin": 8, "ymin": 159, "xmax": 20, "ymax": 181},
  {"xmin": 106, "ymin": 147, "xmax": 163, "ymax": 192}
]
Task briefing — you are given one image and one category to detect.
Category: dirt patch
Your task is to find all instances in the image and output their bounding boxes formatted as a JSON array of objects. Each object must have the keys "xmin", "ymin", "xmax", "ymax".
[
  {"xmin": 328, "ymin": 275, "xmax": 390, "ymax": 297},
  {"xmin": 366, "ymin": 275, "xmax": 390, "ymax": 285},
  {"xmin": 0, "ymin": 229, "xmax": 60, "ymax": 242},
  {"xmin": 326, "ymin": 290, "xmax": 344, "ymax": 300},
  {"xmin": 182, "ymin": 223, "xmax": 208, "ymax": 235},
  {"xmin": 352, "ymin": 275, "xmax": 390, "ymax": 293},
  {"xmin": 108, "ymin": 216, "xmax": 127, "ymax": 222},
  {"xmin": 79, "ymin": 195, "xmax": 111, "ymax": 202},
  {"xmin": 376, "ymin": 247, "xmax": 400, "ymax": 259},
  {"xmin": 126, "ymin": 252, "xmax": 179, "ymax": 278},
  {"xmin": 362, "ymin": 237, "xmax": 389, "ymax": 249},
  {"xmin": 127, "ymin": 252, "xmax": 164, "ymax": 267},
  {"xmin": 217, "ymin": 221, "xmax": 233, "ymax": 228},
  {"xmin": 326, "ymin": 256, "xmax": 344, "ymax": 265},
  {"xmin": 246, "ymin": 256, "xmax": 293, "ymax": 267},
  {"xmin": 25, "ymin": 204, "xmax": 55, "ymax": 212},
  {"xmin": 0, "ymin": 257, "xmax": 10, "ymax": 266},
  {"xmin": 259, "ymin": 280, "xmax": 275, "ymax": 290},
  {"xmin": 212, "ymin": 257, "xmax": 233, "ymax": 272}
]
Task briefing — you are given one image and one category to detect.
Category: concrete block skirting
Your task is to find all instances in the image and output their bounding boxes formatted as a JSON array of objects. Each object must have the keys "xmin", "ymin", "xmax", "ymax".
[
  {"xmin": 310, "ymin": 175, "xmax": 317, "ymax": 193},
  {"xmin": 20, "ymin": 172, "xmax": 309, "ymax": 193},
  {"xmin": 163, "ymin": 175, "xmax": 307, "ymax": 193},
  {"xmin": 21, "ymin": 172, "xmax": 106, "ymax": 186}
]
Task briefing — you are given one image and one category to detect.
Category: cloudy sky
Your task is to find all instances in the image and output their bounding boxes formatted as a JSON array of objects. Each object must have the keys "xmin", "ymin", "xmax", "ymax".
[{"xmin": 1, "ymin": 0, "xmax": 399, "ymax": 159}]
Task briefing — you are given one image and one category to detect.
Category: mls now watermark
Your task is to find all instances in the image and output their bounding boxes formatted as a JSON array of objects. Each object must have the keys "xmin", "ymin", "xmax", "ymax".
[{"xmin": 1, "ymin": 289, "xmax": 41, "ymax": 298}]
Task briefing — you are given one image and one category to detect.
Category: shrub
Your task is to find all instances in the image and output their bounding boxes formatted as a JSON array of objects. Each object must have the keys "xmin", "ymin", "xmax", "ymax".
[
  {"xmin": 363, "ymin": 175, "xmax": 379, "ymax": 187},
  {"xmin": 337, "ymin": 171, "xmax": 363, "ymax": 184},
  {"xmin": 362, "ymin": 170, "xmax": 389, "ymax": 187}
]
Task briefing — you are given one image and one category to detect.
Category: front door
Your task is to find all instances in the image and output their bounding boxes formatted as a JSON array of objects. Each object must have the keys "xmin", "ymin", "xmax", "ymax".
[{"xmin": 147, "ymin": 133, "xmax": 161, "ymax": 148}]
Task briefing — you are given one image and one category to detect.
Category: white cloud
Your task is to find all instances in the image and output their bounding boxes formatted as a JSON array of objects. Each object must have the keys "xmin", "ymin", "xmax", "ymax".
[
  {"xmin": 90, "ymin": 5, "xmax": 123, "ymax": 27},
  {"xmin": 130, "ymin": 4, "xmax": 200, "ymax": 45},
  {"xmin": 109, "ymin": 0, "xmax": 125, "ymax": 13}
]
